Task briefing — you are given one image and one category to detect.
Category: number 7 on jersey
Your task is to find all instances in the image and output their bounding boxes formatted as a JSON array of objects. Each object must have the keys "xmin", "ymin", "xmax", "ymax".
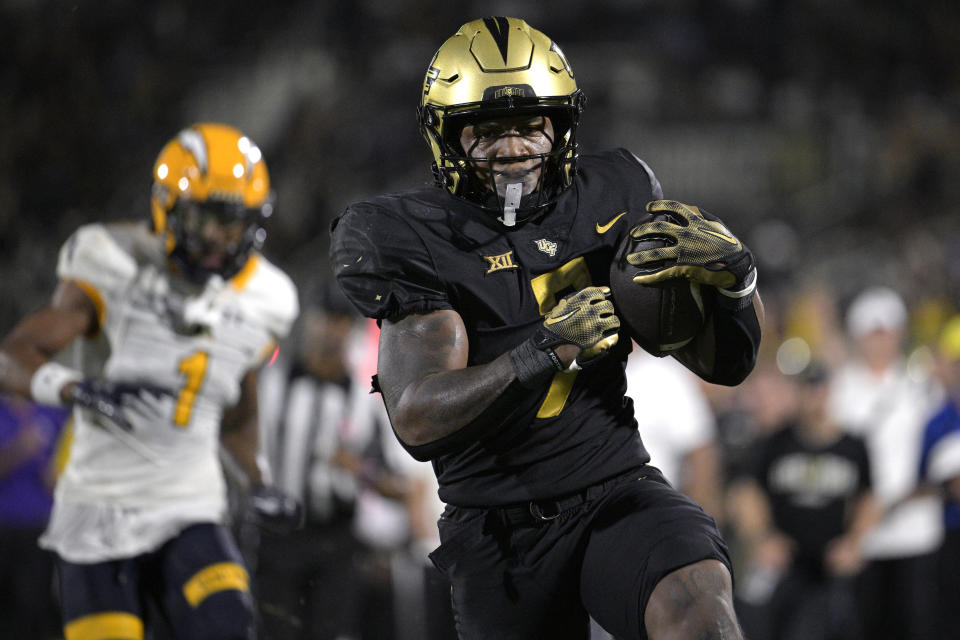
[{"xmin": 529, "ymin": 257, "xmax": 591, "ymax": 418}]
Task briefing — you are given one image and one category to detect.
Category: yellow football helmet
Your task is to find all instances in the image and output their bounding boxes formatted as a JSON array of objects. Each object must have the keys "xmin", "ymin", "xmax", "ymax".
[
  {"xmin": 419, "ymin": 17, "xmax": 584, "ymax": 217},
  {"xmin": 150, "ymin": 122, "xmax": 273, "ymax": 283}
]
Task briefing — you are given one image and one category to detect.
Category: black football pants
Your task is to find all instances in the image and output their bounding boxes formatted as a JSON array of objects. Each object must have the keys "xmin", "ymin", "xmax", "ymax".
[{"xmin": 429, "ymin": 467, "xmax": 731, "ymax": 640}]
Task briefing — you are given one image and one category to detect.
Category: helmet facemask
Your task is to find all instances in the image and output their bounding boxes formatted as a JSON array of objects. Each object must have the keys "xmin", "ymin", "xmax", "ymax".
[
  {"xmin": 165, "ymin": 196, "xmax": 271, "ymax": 284},
  {"xmin": 436, "ymin": 101, "xmax": 580, "ymax": 225},
  {"xmin": 422, "ymin": 95, "xmax": 582, "ymax": 225}
]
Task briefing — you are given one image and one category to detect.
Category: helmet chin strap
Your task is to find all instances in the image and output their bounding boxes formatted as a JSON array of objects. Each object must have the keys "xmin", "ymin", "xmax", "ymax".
[{"xmin": 498, "ymin": 182, "xmax": 523, "ymax": 227}]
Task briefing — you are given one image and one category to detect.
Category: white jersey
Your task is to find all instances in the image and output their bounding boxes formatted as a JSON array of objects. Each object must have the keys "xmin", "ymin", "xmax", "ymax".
[
  {"xmin": 40, "ymin": 222, "xmax": 298, "ymax": 562},
  {"xmin": 828, "ymin": 361, "xmax": 943, "ymax": 559}
]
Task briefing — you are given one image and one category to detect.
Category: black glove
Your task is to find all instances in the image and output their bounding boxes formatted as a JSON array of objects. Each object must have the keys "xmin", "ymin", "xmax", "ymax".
[
  {"xmin": 68, "ymin": 378, "xmax": 174, "ymax": 432},
  {"xmin": 246, "ymin": 484, "xmax": 304, "ymax": 536},
  {"xmin": 510, "ymin": 286, "xmax": 620, "ymax": 386},
  {"xmin": 627, "ymin": 200, "xmax": 755, "ymax": 291}
]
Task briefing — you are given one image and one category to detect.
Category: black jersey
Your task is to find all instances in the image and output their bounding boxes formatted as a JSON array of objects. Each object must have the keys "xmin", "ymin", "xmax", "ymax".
[
  {"xmin": 750, "ymin": 424, "xmax": 872, "ymax": 575},
  {"xmin": 331, "ymin": 149, "xmax": 664, "ymax": 506}
]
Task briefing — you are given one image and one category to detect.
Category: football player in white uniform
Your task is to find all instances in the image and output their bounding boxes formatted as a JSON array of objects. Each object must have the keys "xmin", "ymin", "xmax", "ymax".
[{"xmin": 0, "ymin": 123, "xmax": 300, "ymax": 640}]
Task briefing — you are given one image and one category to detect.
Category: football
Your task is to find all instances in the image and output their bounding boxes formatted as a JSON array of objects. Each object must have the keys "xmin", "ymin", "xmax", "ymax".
[{"xmin": 608, "ymin": 224, "xmax": 705, "ymax": 357}]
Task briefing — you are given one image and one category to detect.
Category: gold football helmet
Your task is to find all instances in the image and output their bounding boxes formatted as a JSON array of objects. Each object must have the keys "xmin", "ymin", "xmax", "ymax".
[
  {"xmin": 419, "ymin": 17, "xmax": 584, "ymax": 218},
  {"xmin": 150, "ymin": 122, "xmax": 273, "ymax": 283}
]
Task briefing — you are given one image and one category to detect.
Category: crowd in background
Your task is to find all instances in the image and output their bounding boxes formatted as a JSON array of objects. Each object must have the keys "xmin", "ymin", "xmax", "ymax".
[
  {"xmin": 2, "ymin": 0, "xmax": 959, "ymax": 638},
  {"xmin": 2, "ymin": 0, "xmax": 959, "ymax": 328}
]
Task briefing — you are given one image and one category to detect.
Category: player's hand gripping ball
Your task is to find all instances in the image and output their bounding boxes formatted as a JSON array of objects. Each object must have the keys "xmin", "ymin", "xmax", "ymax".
[
  {"xmin": 609, "ymin": 201, "xmax": 729, "ymax": 356},
  {"xmin": 627, "ymin": 200, "xmax": 754, "ymax": 289},
  {"xmin": 538, "ymin": 286, "xmax": 620, "ymax": 362},
  {"xmin": 510, "ymin": 286, "xmax": 621, "ymax": 387}
]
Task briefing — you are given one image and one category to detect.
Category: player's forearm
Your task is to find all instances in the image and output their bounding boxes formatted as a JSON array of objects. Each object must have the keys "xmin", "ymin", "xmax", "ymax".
[
  {"xmin": 390, "ymin": 351, "xmax": 517, "ymax": 446},
  {"xmin": 220, "ymin": 420, "xmax": 263, "ymax": 485},
  {"xmin": 219, "ymin": 369, "xmax": 265, "ymax": 484},
  {"xmin": 379, "ymin": 305, "xmax": 594, "ymax": 461},
  {"xmin": 0, "ymin": 289, "xmax": 95, "ymax": 399},
  {"xmin": 0, "ymin": 310, "xmax": 72, "ymax": 397},
  {"xmin": 379, "ymin": 309, "xmax": 524, "ymax": 451}
]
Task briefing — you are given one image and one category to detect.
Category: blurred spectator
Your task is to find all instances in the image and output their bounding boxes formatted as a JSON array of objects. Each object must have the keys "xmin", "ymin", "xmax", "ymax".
[
  {"xmin": 828, "ymin": 286, "xmax": 943, "ymax": 639},
  {"xmin": 0, "ymin": 394, "xmax": 70, "ymax": 640},
  {"xmin": 728, "ymin": 362, "xmax": 879, "ymax": 640},
  {"xmin": 919, "ymin": 315, "xmax": 960, "ymax": 637},
  {"xmin": 255, "ymin": 282, "xmax": 453, "ymax": 640},
  {"xmin": 715, "ymin": 362, "xmax": 800, "ymax": 483},
  {"xmin": 625, "ymin": 348, "xmax": 723, "ymax": 521}
]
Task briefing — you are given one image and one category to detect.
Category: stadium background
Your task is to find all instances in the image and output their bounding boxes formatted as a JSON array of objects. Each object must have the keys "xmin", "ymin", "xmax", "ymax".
[{"xmin": 2, "ymin": 0, "xmax": 958, "ymax": 341}]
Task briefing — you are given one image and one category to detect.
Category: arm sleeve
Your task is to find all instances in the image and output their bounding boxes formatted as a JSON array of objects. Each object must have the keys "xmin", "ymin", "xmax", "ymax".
[
  {"xmin": 330, "ymin": 204, "xmax": 451, "ymax": 320},
  {"xmin": 676, "ymin": 287, "xmax": 760, "ymax": 386},
  {"xmin": 707, "ymin": 293, "xmax": 762, "ymax": 385}
]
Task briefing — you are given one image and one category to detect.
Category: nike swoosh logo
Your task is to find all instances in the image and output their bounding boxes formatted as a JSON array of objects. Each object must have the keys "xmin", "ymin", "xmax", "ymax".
[
  {"xmin": 545, "ymin": 309, "xmax": 577, "ymax": 325},
  {"xmin": 596, "ymin": 211, "xmax": 627, "ymax": 234},
  {"xmin": 702, "ymin": 229, "xmax": 738, "ymax": 244}
]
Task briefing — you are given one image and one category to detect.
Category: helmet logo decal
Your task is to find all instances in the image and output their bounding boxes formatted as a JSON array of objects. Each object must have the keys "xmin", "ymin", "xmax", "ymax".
[
  {"xmin": 177, "ymin": 129, "xmax": 209, "ymax": 175},
  {"xmin": 483, "ymin": 250, "xmax": 518, "ymax": 274},
  {"xmin": 494, "ymin": 86, "xmax": 525, "ymax": 99},
  {"xmin": 481, "ymin": 83, "xmax": 535, "ymax": 101},
  {"xmin": 424, "ymin": 65, "xmax": 440, "ymax": 96},
  {"xmin": 482, "ymin": 16, "xmax": 512, "ymax": 64}
]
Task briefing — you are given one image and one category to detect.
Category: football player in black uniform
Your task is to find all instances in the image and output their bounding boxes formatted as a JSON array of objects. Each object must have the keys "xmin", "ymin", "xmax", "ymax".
[{"xmin": 330, "ymin": 17, "xmax": 761, "ymax": 640}]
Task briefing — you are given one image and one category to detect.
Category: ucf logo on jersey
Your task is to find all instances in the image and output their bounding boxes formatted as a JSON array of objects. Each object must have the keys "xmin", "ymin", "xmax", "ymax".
[{"xmin": 534, "ymin": 239, "xmax": 558, "ymax": 257}]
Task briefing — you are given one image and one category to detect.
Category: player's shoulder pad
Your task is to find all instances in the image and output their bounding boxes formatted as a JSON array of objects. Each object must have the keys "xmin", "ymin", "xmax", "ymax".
[
  {"xmin": 332, "ymin": 198, "xmax": 419, "ymax": 250},
  {"xmin": 57, "ymin": 222, "xmax": 138, "ymax": 296},
  {"xmin": 576, "ymin": 149, "xmax": 664, "ymax": 200},
  {"xmin": 618, "ymin": 149, "xmax": 664, "ymax": 200},
  {"xmin": 330, "ymin": 200, "xmax": 448, "ymax": 320},
  {"xmin": 232, "ymin": 254, "xmax": 300, "ymax": 339}
]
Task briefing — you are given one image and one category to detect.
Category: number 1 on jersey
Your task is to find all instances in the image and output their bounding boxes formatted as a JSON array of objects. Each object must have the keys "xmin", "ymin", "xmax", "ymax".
[
  {"xmin": 530, "ymin": 257, "xmax": 592, "ymax": 418},
  {"xmin": 175, "ymin": 351, "xmax": 209, "ymax": 427}
]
